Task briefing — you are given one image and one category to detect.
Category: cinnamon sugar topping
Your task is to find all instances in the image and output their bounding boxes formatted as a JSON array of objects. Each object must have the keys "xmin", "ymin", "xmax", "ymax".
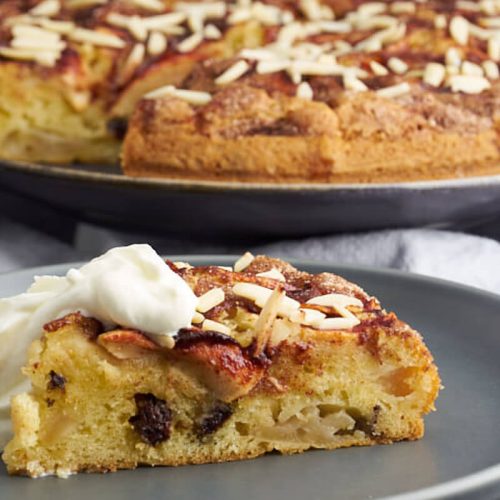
[{"xmin": 1, "ymin": 0, "xmax": 499, "ymax": 98}]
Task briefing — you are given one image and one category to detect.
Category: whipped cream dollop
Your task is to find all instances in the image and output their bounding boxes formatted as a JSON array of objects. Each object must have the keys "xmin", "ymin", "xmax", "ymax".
[{"xmin": 0, "ymin": 244, "xmax": 197, "ymax": 448}]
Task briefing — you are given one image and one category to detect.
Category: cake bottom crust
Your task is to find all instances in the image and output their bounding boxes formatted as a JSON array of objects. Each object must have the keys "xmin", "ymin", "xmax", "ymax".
[{"xmin": 123, "ymin": 129, "xmax": 500, "ymax": 184}]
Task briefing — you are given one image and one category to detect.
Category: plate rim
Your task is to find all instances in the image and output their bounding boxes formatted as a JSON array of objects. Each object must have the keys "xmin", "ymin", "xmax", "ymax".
[
  {"xmin": 1, "ymin": 255, "xmax": 499, "ymax": 500},
  {"xmin": 2, "ymin": 158, "xmax": 500, "ymax": 193}
]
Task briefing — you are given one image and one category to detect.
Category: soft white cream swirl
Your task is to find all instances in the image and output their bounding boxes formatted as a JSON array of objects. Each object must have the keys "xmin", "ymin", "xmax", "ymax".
[{"xmin": 0, "ymin": 244, "xmax": 197, "ymax": 448}]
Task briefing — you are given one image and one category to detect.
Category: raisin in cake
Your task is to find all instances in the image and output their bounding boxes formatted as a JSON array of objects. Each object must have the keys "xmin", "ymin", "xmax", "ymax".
[{"xmin": 2, "ymin": 251, "xmax": 440, "ymax": 477}]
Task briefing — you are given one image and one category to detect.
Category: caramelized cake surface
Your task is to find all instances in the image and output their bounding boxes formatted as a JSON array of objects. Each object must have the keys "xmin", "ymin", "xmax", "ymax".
[{"xmin": 0, "ymin": 0, "xmax": 499, "ymax": 181}]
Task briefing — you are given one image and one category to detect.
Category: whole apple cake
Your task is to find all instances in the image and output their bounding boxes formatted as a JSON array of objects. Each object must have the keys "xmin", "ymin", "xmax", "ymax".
[{"xmin": 0, "ymin": 1, "xmax": 499, "ymax": 182}]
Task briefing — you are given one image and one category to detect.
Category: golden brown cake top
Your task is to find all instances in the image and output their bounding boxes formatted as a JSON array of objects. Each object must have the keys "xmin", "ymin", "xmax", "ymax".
[
  {"xmin": 44, "ymin": 254, "xmax": 418, "ymax": 361},
  {"xmin": 1, "ymin": 0, "xmax": 499, "ymax": 110},
  {"xmin": 40, "ymin": 253, "xmax": 422, "ymax": 401},
  {"xmin": 172, "ymin": 254, "xmax": 414, "ymax": 346}
]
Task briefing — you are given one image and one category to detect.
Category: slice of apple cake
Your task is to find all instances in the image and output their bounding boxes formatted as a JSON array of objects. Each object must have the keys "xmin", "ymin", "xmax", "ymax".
[{"xmin": 2, "ymin": 247, "xmax": 440, "ymax": 477}]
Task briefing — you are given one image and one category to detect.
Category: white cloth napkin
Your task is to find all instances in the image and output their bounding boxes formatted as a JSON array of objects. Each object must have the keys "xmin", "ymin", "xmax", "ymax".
[{"xmin": 1, "ymin": 215, "xmax": 500, "ymax": 294}]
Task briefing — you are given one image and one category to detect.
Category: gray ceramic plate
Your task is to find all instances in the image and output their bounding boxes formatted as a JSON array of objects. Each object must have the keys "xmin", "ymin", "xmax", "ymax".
[
  {"xmin": 1, "ymin": 257, "xmax": 500, "ymax": 500},
  {"xmin": 2, "ymin": 160, "xmax": 500, "ymax": 238}
]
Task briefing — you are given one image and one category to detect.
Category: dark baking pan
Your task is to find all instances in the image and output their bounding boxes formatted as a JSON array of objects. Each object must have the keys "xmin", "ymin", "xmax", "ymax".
[{"xmin": 1, "ymin": 159, "xmax": 500, "ymax": 239}]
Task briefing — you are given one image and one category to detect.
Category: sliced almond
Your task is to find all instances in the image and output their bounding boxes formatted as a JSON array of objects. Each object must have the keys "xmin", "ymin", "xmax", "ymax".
[
  {"xmin": 457, "ymin": 0, "xmax": 481, "ymax": 10},
  {"xmin": 450, "ymin": 16, "xmax": 469, "ymax": 45},
  {"xmin": 175, "ymin": 1, "xmax": 227, "ymax": 20},
  {"xmin": 434, "ymin": 14, "xmax": 447, "ymax": 29},
  {"xmin": 446, "ymin": 47, "xmax": 462, "ymax": 67},
  {"xmin": 390, "ymin": 1, "xmax": 416, "ymax": 14},
  {"xmin": 256, "ymin": 59, "xmax": 290, "ymax": 74},
  {"xmin": 277, "ymin": 22, "xmax": 307, "ymax": 47},
  {"xmin": 483, "ymin": 60, "xmax": 500, "ymax": 79},
  {"xmin": 147, "ymin": 31, "xmax": 167, "ymax": 55},
  {"xmin": 354, "ymin": 15, "xmax": 398, "ymax": 30},
  {"xmin": 202, "ymin": 319, "xmax": 231, "ymax": 335},
  {"xmin": 306, "ymin": 293, "xmax": 364, "ymax": 309},
  {"xmin": 343, "ymin": 74, "xmax": 368, "ymax": 92},
  {"xmin": 153, "ymin": 335, "xmax": 176, "ymax": 349},
  {"xmin": 315, "ymin": 20, "xmax": 351, "ymax": 33},
  {"xmin": 296, "ymin": 81, "xmax": 314, "ymax": 99},
  {"xmin": 355, "ymin": 35, "xmax": 382, "ymax": 52},
  {"xmin": 250, "ymin": 1, "xmax": 288, "ymax": 25},
  {"xmin": 357, "ymin": 2, "xmax": 387, "ymax": 17},
  {"xmin": 370, "ymin": 60, "xmax": 389, "ymax": 76},
  {"xmin": 107, "ymin": 13, "xmax": 148, "ymax": 41},
  {"xmin": 256, "ymin": 268, "xmax": 286, "ymax": 282},
  {"xmin": 65, "ymin": 0, "xmax": 107, "ymax": 7},
  {"xmin": 228, "ymin": 7, "xmax": 252, "ymax": 25},
  {"xmin": 119, "ymin": 43, "xmax": 145, "ymax": 84},
  {"xmin": 289, "ymin": 307, "xmax": 326, "ymax": 326},
  {"xmin": 204, "ymin": 23, "xmax": 222, "ymax": 39},
  {"xmin": 479, "ymin": 16, "xmax": 500, "ymax": 28},
  {"xmin": 479, "ymin": 0, "xmax": 498, "ymax": 15},
  {"xmin": 468, "ymin": 22, "xmax": 491, "ymax": 40},
  {"xmin": 177, "ymin": 32, "xmax": 203, "ymax": 53},
  {"xmin": 448, "ymin": 74, "xmax": 491, "ymax": 93},
  {"xmin": 332, "ymin": 40, "xmax": 353, "ymax": 55},
  {"xmin": 173, "ymin": 261, "xmax": 192, "ymax": 269},
  {"xmin": 387, "ymin": 56, "xmax": 408, "ymax": 74},
  {"xmin": 0, "ymin": 46, "xmax": 59, "ymax": 66},
  {"xmin": 69, "ymin": 28, "xmax": 126, "ymax": 48},
  {"xmin": 187, "ymin": 13, "xmax": 203, "ymax": 33},
  {"xmin": 12, "ymin": 25, "xmax": 61, "ymax": 43},
  {"xmin": 376, "ymin": 82, "xmax": 411, "ymax": 98},
  {"xmin": 232, "ymin": 282, "xmax": 272, "ymax": 307},
  {"xmin": 300, "ymin": 0, "xmax": 324, "ymax": 21},
  {"xmin": 379, "ymin": 21, "xmax": 407, "ymax": 44},
  {"xmin": 252, "ymin": 286, "xmax": 284, "ymax": 356},
  {"xmin": 143, "ymin": 85, "xmax": 212, "ymax": 105},
  {"xmin": 192, "ymin": 312, "xmax": 205, "ymax": 324},
  {"xmin": 37, "ymin": 18, "xmax": 75, "ymax": 34},
  {"xmin": 289, "ymin": 60, "xmax": 325, "ymax": 77},
  {"xmin": 215, "ymin": 60, "xmax": 250, "ymax": 85},
  {"xmin": 488, "ymin": 38, "xmax": 500, "ymax": 61},
  {"xmin": 10, "ymin": 38, "xmax": 66, "ymax": 51},
  {"xmin": 141, "ymin": 12, "xmax": 187, "ymax": 30},
  {"xmin": 313, "ymin": 317, "xmax": 360, "ymax": 330},
  {"xmin": 461, "ymin": 61, "xmax": 484, "ymax": 76},
  {"xmin": 232, "ymin": 282, "xmax": 300, "ymax": 317},
  {"xmin": 241, "ymin": 48, "xmax": 278, "ymax": 61},
  {"xmin": 423, "ymin": 62, "xmax": 446, "ymax": 87},
  {"xmin": 164, "ymin": 87, "xmax": 212, "ymax": 105},
  {"xmin": 128, "ymin": 0, "xmax": 165, "ymax": 12},
  {"xmin": 196, "ymin": 287, "xmax": 225, "ymax": 313},
  {"xmin": 30, "ymin": 0, "xmax": 61, "ymax": 17},
  {"xmin": 234, "ymin": 252, "xmax": 255, "ymax": 272}
]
